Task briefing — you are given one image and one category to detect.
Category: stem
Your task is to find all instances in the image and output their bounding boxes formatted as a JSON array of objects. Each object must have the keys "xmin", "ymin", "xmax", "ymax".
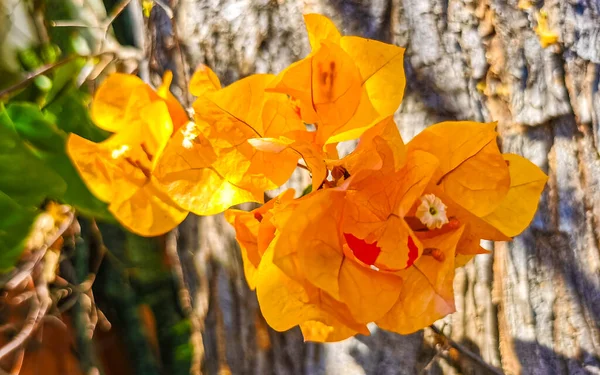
[{"xmin": 429, "ymin": 325, "xmax": 504, "ymax": 375}]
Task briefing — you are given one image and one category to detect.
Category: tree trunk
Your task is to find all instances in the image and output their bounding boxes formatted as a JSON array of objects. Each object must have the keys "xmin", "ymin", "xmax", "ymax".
[{"xmin": 159, "ymin": 0, "xmax": 600, "ymax": 373}]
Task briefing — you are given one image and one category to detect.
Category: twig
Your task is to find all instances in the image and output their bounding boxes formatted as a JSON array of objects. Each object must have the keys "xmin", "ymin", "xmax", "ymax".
[
  {"xmin": 2, "ymin": 211, "xmax": 74, "ymax": 290},
  {"xmin": 429, "ymin": 325, "xmax": 504, "ymax": 375},
  {"xmin": 50, "ymin": 21, "xmax": 103, "ymax": 28},
  {"xmin": 9, "ymin": 348, "xmax": 24, "ymax": 375},
  {"xmin": 0, "ymin": 56, "xmax": 78, "ymax": 99},
  {"xmin": 0, "ymin": 279, "xmax": 51, "ymax": 360},
  {"xmin": 103, "ymin": 0, "xmax": 133, "ymax": 40},
  {"xmin": 297, "ymin": 163, "xmax": 310, "ymax": 172}
]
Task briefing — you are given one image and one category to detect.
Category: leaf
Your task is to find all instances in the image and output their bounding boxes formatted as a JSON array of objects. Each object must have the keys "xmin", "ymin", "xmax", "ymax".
[
  {"xmin": 376, "ymin": 226, "xmax": 464, "ymax": 334},
  {"xmin": 6, "ymin": 103, "xmax": 66, "ymax": 153},
  {"xmin": 6, "ymin": 102, "xmax": 111, "ymax": 219},
  {"xmin": 483, "ymin": 154, "xmax": 548, "ymax": 236},
  {"xmin": 0, "ymin": 104, "xmax": 66, "ymax": 206},
  {"xmin": 44, "ymin": 57, "xmax": 87, "ymax": 106},
  {"xmin": 0, "ymin": 191, "xmax": 37, "ymax": 271},
  {"xmin": 44, "ymin": 86, "xmax": 110, "ymax": 142},
  {"xmin": 407, "ymin": 121, "xmax": 510, "ymax": 217}
]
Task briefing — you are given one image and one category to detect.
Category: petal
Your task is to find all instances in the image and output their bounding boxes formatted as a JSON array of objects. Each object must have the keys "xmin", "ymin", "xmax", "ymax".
[
  {"xmin": 224, "ymin": 209, "xmax": 262, "ymax": 289},
  {"xmin": 332, "ymin": 116, "xmax": 406, "ymax": 175},
  {"xmin": 108, "ymin": 178, "xmax": 188, "ymax": 237},
  {"xmin": 300, "ymin": 319, "xmax": 359, "ymax": 343},
  {"xmin": 248, "ymin": 137, "xmax": 326, "ymax": 190},
  {"xmin": 66, "ymin": 133, "xmax": 145, "ymax": 203},
  {"xmin": 303, "ymin": 13, "xmax": 341, "ymax": 50},
  {"xmin": 340, "ymin": 36, "xmax": 406, "ymax": 117},
  {"xmin": 269, "ymin": 42, "xmax": 363, "ymax": 142},
  {"xmin": 193, "ymin": 75, "xmax": 300, "ymax": 192},
  {"xmin": 255, "ymin": 243, "xmax": 327, "ymax": 332},
  {"xmin": 261, "ymin": 96, "xmax": 306, "ymax": 137},
  {"xmin": 408, "ymin": 121, "xmax": 510, "ymax": 216},
  {"xmin": 376, "ymin": 226, "xmax": 464, "ymax": 334},
  {"xmin": 189, "ymin": 64, "xmax": 222, "ymax": 97},
  {"xmin": 483, "ymin": 154, "xmax": 548, "ymax": 237},
  {"xmin": 153, "ymin": 128, "xmax": 262, "ymax": 215},
  {"xmin": 338, "ymin": 256, "xmax": 403, "ymax": 323},
  {"xmin": 156, "ymin": 70, "xmax": 189, "ymax": 131},
  {"xmin": 91, "ymin": 73, "xmax": 147, "ymax": 132}
]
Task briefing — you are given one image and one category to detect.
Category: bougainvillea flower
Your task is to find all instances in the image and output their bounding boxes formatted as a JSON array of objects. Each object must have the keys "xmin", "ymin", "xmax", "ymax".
[
  {"xmin": 154, "ymin": 71, "xmax": 307, "ymax": 215},
  {"xmin": 268, "ymin": 14, "xmax": 406, "ymax": 145},
  {"xmin": 91, "ymin": 71, "xmax": 188, "ymax": 133},
  {"xmin": 267, "ymin": 138, "xmax": 442, "ymax": 325},
  {"xmin": 68, "ymin": 94, "xmax": 187, "ymax": 236},
  {"xmin": 224, "ymin": 189, "xmax": 296, "ymax": 289},
  {"xmin": 225, "ymin": 190, "xmax": 369, "ymax": 342}
]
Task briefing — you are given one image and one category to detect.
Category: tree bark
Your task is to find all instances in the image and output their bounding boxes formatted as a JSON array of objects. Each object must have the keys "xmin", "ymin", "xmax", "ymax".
[{"xmin": 161, "ymin": 0, "xmax": 600, "ymax": 373}]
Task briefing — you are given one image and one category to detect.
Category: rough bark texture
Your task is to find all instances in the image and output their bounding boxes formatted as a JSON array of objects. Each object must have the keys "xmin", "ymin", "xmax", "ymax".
[{"xmin": 157, "ymin": 0, "xmax": 600, "ymax": 373}]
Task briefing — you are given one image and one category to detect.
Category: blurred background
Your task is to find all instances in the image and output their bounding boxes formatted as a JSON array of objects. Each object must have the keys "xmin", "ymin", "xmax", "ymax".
[{"xmin": 0, "ymin": 0, "xmax": 599, "ymax": 374}]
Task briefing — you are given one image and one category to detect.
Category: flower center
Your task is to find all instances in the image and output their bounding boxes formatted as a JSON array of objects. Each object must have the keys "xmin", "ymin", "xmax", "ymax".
[{"xmin": 415, "ymin": 194, "xmax": 449, "ymax": 229}]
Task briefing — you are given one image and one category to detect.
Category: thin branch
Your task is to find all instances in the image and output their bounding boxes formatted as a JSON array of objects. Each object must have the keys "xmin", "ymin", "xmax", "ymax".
[
  {"xmin": 103, "ymin": 0, "xmax": 132, "ymax": 40},
  {"xmin": 0, "ymin": 280, "xmax": 51, "ymax": 361},
  {"xmin": 0, "ymin": 56, "xmax": 78, "ymax": 99},
  {"xmin": 2, "ymin": 211, "xmax": 74, "ymax": 290},
  {"xmin": 429, "ymin": 325, "xmax": 504, "ymax": 375},
  {"xmin": 296, "ymin": 163, "xmax": 310, "ymax": 172}
]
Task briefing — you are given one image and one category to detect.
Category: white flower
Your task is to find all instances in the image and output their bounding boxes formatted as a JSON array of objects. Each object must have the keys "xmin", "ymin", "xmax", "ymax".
[
  {"xmin": 111, "ymin": 144, "xmax": 130, "ymax": 159},
  {"xmin": 415, "ymin": 194, "xmax": 449, "ymax": 229},
  {"xmin": 181, "ymin": 121, "xmax": 199, "ymax": 149}
]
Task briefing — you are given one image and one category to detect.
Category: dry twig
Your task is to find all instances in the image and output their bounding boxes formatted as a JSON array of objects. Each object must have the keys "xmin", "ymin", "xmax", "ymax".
[{"xmin": 429, "ymin": 325, "xmax": 504, "ymax": 375}]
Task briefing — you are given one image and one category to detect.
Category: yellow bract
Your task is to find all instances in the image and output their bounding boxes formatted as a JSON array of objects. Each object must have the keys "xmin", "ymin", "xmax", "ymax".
[{"xmin": 68, "ymin": 85, "xmax": 188, "ymax": 236}]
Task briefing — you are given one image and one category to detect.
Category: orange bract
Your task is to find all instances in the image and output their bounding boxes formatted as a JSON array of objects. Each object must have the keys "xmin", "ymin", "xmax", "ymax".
[
  {"xmin": 268, "ymin": 14, "xmax": 406, "ymax": 146},
  {"xmin": 68, "ymin": 12, "xmax": 548, "ymax": 343}
]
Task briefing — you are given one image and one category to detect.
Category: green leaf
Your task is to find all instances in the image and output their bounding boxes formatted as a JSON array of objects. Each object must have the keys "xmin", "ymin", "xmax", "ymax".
[
  {"xmin": 0, "ymin": 104, "xmax": 66, "ymax": 206},
  {"xmin": 44, "ymin": 87, "xmax": 109, "ymax": 142},
  {"xmin": 6, "ymin": 103, "xmax": 66, "ymax": 153},
  {"xmin": 44, "ymin": 57, "xmax": 87, "ymax": 106},
  {"xmin": 5, "ymin": 102, "xmax": 112, "ymax": 220},
  {"xmin": 0, "ymin": 191, "xmax": 37, "ymax": 272}
]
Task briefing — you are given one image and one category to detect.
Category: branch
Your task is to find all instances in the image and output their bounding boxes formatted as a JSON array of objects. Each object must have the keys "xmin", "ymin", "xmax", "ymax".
[
  {"xmin": 429, "ymin": 325, "xmax": 504, "ymax": 375},
  {"xmin": 1, "ymin": 210, "xmax": 74, "ymax": 290}
]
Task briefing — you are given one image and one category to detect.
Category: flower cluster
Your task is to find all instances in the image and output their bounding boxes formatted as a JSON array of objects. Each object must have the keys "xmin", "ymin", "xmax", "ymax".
[{"xmin": 68, "ymin": 14, "xmax": 547, "ymax": 341}]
